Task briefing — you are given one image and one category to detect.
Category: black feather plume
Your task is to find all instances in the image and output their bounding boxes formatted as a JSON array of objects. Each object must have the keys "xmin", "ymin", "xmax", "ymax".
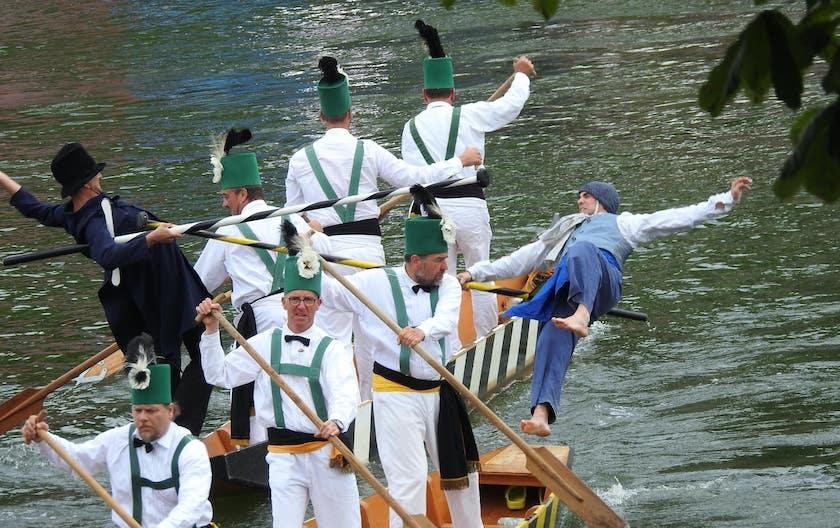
[
  {"xmin": 409, "ymin": 184, "xmax": 443, "ymax": 218},
  {"xmin": 224, "ymin": 128, "xmax": 252, "ymax": 154},
  {"xmin": 123, "ymin": 333, "xmax": 158, "ymax": 389},
  {"xmin": 415, "ymin": 20, "xmax": 446, "ymax": 58},
  {"xmin": 282, "ymin": 219, "xmax": 301, "ymax": 255},
  {"xmin": 318, "ymin": 56, "xmax": 344, "ymax": 84}
]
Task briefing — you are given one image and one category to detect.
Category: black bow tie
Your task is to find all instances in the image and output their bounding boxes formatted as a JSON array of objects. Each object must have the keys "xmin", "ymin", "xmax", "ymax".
[
  {"xmin": 133, "ymin": 437, "xmax": 154, "ymax": 453},
  {"xmin": 284, "ymin": 334, "xmax": 310, "ymax": 346},
  {"xmin": 412, "ymin": 284, "xmax": 434, "ymax": 294}
]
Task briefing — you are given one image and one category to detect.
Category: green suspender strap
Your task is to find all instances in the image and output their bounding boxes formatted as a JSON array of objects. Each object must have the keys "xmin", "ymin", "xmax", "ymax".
[
  {"xmin": 128, "ymin": 425, "xmax": 195, "ymax": 524},
  {"xmin": 304, "ymin": 140, "xmax": 364, "ymax": 224},
  {"xmin": 270, "ymin": 329, "xmax": 332, "ymax": 428},
  {"xmin": 383, "ymin": 267, "xmax": 446, "ymax": 375},
  {"xmin": 237, "ymin": 221, "xmax": 286, "ymax": 292},
  {"xmin": 408, "ymin": 107, "xmax": 461, "ymax": 165}
]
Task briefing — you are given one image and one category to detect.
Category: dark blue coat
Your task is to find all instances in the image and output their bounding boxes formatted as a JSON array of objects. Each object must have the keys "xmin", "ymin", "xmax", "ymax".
[{"xmin": 10, "ymin": 188, "xmax": 210, "ymax": 365}]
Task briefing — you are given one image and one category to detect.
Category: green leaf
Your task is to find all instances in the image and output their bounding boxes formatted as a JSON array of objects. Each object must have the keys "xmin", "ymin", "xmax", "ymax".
[
  {"xmin": 754, "ymin": 0, "xmax": 770, "ymax": 5},
  {"xmin": 440, "ymin": 0, "xmax": 456, "ymax": 9},
  {"xmin": 700, "ymin": 10, "xmax": 807, "ymax": 115},
  {"xmin": 823, "ymin": 48, "xmax": 840, "ymax": 93},
  {"xmin": 796, "ymin": 2, "xmax": 840, "ymax": 67},
  {"xmin": 790, "ymin": 106, "xmax": 823, "ymax": 144},
  {"xmin": 766, "ymin": 12, "xmax": 803, "ymax": 109},
  {"xmin": 499, "ymin": 0, "xmax": 518, "ymax": 6},
  {"xmin": 775, "ymin": 101, "xmax": 840, "ymax": 202},
  {"xmin": 531, "ymin": 0, "xmax": 559, "ymax": 20}
]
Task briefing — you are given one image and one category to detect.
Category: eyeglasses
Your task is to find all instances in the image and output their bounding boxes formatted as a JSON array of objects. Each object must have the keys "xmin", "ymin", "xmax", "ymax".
[{"xmin": 286, "ymin": 296, "xmax": 318, "ymax": 307}]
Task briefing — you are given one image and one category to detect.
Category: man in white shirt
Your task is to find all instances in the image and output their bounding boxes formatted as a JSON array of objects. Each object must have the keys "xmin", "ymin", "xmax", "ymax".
[
  {"xmin": 196, "ymin": 254, "xmax": 361, "ymax": 528},
  {"xmin": 403, "ymin": 20, "xmax": 534, "ymax": 340},
  {"xmin": 458, "ymin": 177, "xmax": 754, "ymax": 436},
  {"xmin": 285, "ymin": 56, "xmax": 483, "ymax": 359},
  {"xmin": 195, "ymin": 129, "xmax": 328, "ymax": 447},
  {"xmin": 320, "ymin": 195, "xmax": 482, "ymax": 528},
  {"xmin": 22, "ymin": 334, "xmax": 213, "ymax": 528}
]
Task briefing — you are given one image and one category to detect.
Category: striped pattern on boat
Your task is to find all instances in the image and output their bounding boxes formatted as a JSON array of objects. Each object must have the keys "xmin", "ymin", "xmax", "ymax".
[{"xmin": 449, "ymin": 316, "xmax": 540, "ymax": 400}]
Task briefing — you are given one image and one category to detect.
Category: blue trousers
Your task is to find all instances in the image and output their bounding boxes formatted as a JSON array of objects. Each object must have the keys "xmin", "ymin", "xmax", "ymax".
[{"xmin": 530, "ymin": 242, "xmax": 623, "ymax": 422}]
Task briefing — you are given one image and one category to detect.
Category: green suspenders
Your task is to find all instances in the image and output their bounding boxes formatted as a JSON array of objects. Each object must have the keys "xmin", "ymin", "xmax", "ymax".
[
  {"xmin": 383, "ymin": 267, "xmax": 446, "ymax": 375},
  {"xmin": 269, "ymin": 329, "xmax": 332, "ymax": 428},
  {"xmin": 408, "ymin": 107, "xmax": 461, "ymax": 165},
  {"xmin": 128, "ymin": 424, "xmax": 194, "ymax": 525},
  {"xmin": 304, "ymin": 139, "xmax": 364, "ymax": 223},
  {"xmin": 237, "ymin": 222, "xmax": 286, "ymax": 292}
]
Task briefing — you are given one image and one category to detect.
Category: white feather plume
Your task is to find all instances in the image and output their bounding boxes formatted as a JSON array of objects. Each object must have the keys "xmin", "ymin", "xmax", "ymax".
[
  {"xmin": 297, "ymin": 245, "xmax": 320, "ymax": 279},
  {"xmin": 125, "ymin": 343, "xmax": 153, "ymax": 390},
  {"xmin": 210, "ymin": 132, "xmax": 226, "ymax": 183},
  {"xmin": 440, "ymin": 216, "xmax": 457, "ymax": 244}
]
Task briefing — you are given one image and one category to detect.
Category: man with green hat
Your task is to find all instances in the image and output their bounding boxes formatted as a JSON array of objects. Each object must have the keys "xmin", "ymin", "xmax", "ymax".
[
  {"xmin": 197, "ymin": 251, "xmax": 361, "ymax": 528},
  {"xmin": 195, "ymin": 128, "xmax": 330, "ymax": 448},
  {"xmin": 403, "ymin": 20, "xmax": 535, "ymax": 341},
  {"xmin": 284, "ymin": 56, "xmax": 484, "ymax": 355},
  {"xmin": 22, "ymin": 333, "xmax": 214, "ymax": 528},
  {"xmin": 319, "ymin": 186, "xmax": 482, "ymax": 528}
]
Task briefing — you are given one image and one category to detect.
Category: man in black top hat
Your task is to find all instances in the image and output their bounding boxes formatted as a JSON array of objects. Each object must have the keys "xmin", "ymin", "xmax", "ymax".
[{"xmin": 0, "ymin": 143, "xmax": 213, "ymax": 435}]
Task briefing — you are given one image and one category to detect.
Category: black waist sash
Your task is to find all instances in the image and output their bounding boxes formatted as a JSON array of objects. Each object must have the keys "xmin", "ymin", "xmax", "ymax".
[
  {"xmin": 323, "ymin": 217, "xmax": 382, "ymax": 236},
  {"xmin": 267, "ymin": 427, "xmax": 324, "ymax": 446},
  {"xmin": 432, "ymin": 182, "xmax": 486, "ymax": 200},
  {"xmin": 373, "ymin": 362, "xmax": 480, "ymax": 489}
]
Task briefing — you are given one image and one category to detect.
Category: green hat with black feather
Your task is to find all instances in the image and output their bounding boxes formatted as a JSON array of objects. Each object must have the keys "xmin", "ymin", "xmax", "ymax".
[
  {"xmin": 416, "ymin": 20, "xmax": 454, "ymax": 90},
  {"xmin": 317, "ymin": 56, "xmax": 352, "ymax": 119}
]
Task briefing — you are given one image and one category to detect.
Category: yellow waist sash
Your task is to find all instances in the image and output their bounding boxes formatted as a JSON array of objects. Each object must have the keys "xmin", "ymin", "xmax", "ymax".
[
  {"xmin": 267, "ymin": 440, "xmax": 328, "ymax": 454},
  {"xmin": 372, "ymin": 373, "xmax": 440, "ymax": 393}
]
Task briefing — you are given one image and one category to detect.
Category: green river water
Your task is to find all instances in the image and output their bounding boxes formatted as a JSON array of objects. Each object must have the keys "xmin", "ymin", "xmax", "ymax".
[{"xmin": 1, "ymin": 1, "xmax": 838, "ymax": 527}]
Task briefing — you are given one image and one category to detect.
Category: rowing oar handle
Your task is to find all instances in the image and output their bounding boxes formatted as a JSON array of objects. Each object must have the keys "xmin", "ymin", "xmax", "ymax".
[
  {"xmin": 32, "ymin": 412, "xmax": 142, "ymax": 528},
  {"xmin": 193, "ymin": 291, "xmax": 233, "ymax": 323},
  {"xmin": 488, "ymin": 73, "xmax": 515, "ymax": 102},
  {"xmin": 207, "ymin": 310, "xmax": 434, "ymax": 528},
  {"xmin": 319, "ymin": 258, "xmax": 596, "ymax": 505}
]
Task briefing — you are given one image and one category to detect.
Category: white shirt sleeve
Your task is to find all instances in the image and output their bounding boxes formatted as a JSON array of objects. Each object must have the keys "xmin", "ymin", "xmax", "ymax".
[
  {"xmin": 467, "ymin": 238, "xmax": 550, "ymax": 282},
  {"xmin": 199, "ymin": 330, "xmax": 263, "ymax": 389},
  {"xmin": 322, "ymin": 340, "xmax": 360, "ymax": 430},
  {"xmin": 319, "ymin": 272, "xmax": 366, "ymax": 315},
  {"xmin": 36, "ymin": 429, "xmax": 112, "ymax": 477},
  {"xmin": 416, "ymin": 275, "xmax": 461, "ymax": 342},
  {"xmin": 461, "ymin": 72, "xmax": 530, "ymax": 132},
  {"xmin": 284, "ymin": 151, "xmax": 307, "ymax": 207},
  {"xmin": 370, "ymin": 140, "xmax": 463, "ymax": 188},
  {"xmin": 617, "ymin": 190, "xmax": 736, "ymax": 247},
  {"xmin": 157, "ymin": 440, "xmax": 212, "ymax": 528},
  {"xmin": 193, "ymin": 237, "xmax": 228, "ymax": 293}
]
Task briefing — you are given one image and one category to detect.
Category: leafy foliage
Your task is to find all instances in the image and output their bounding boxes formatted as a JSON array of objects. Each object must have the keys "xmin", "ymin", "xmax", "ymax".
[{"xmin": 701, "ymin": 2, "xmax": 840, "ymax": 202}]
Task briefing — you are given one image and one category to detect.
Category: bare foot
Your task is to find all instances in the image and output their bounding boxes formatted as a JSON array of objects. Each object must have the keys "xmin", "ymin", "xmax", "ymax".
[
  {"xmin": 520, "ymin": 418, "xmax": 551, "ymax": 437},
  {"xmin": 551, "ymin": 315, "xmax": 589, "ymax": 338}
]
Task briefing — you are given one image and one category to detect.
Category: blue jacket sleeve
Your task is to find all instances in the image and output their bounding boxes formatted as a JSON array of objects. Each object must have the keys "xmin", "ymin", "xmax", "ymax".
[
  {"xmin": 9, "ymin": 187, "xmax": 66, "ymax": 227},
  {"xmin": 82, "ymin": 212, "xmax": 151, "ymax": 270}
]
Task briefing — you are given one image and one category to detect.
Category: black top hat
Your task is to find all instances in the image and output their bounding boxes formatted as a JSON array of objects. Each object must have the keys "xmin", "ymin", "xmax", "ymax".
[{"xmin": 50, "ymin": 143, "xmax": 106, "ymax": 198}]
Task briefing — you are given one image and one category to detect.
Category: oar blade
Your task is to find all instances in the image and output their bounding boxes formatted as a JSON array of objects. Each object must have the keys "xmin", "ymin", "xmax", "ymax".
[
  {"xmin": 0, "ymin": 388, "xmax": 44, "ymax": 435},
  {"xmin": 525, "ymin": 446, "xmax": 626, "ymax": 528},
  {"xmin": 410, "ymin": 514, "xmax": 438, "ymax": 528}
]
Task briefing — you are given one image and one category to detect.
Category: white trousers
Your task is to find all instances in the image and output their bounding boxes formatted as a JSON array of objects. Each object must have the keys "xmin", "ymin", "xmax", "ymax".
[
  {"xmin": 267, "ymin": 446, "xmax": 361, "ymax": 528},
  {"xmin": 374, "ymin": 390, "xmax": 483, "ymax": 528},
  {"xmin": 320, "ymin": 234, "xmax": 386, "ymax": 400},
  {"xmin": 437, "ymin": 198, "xmax": 497, "ymax": 339}
]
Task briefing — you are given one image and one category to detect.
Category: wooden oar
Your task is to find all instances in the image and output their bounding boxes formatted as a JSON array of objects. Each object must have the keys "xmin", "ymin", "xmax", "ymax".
[
  {"xmin": 321, "ymin": 258, "xmax": 627, "ymax": 528},
  {"xmin": 31, "ymin": 411, "xmax": 142, "ymax": 528},
  {"xmin": 465, "ymin": 281, "xmax": 648, "ymax": 321},
  {"xmin": 0, "ymin": 343, "xmax": 120, "ymax": 435},
  {"xmin": 114, "ymin": 173, "xmax": 488, "ymax": 244},
  {"xmin": 201, "ymin": 309, "xmax": 435, "ymax": 528},
  {"xmin": 2, "ymin": 243, "xmax": 89, "ymax": 266}
]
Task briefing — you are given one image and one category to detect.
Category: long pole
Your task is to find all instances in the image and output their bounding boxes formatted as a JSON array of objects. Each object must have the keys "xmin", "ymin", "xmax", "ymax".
[
  {"xmin": 320, "ymin": 258, "xmax": 627, "ymax": 528},
  {"xmin": 115, "ymin": 173, "xmax": 488, "ymax": 244},
  {"xmin": 33, "ymin": 413, "xmax": 142, "ymax": 528},
  {"xmin": 205, "ymin": 310, "xmax": 435, "ymax": 528}
]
